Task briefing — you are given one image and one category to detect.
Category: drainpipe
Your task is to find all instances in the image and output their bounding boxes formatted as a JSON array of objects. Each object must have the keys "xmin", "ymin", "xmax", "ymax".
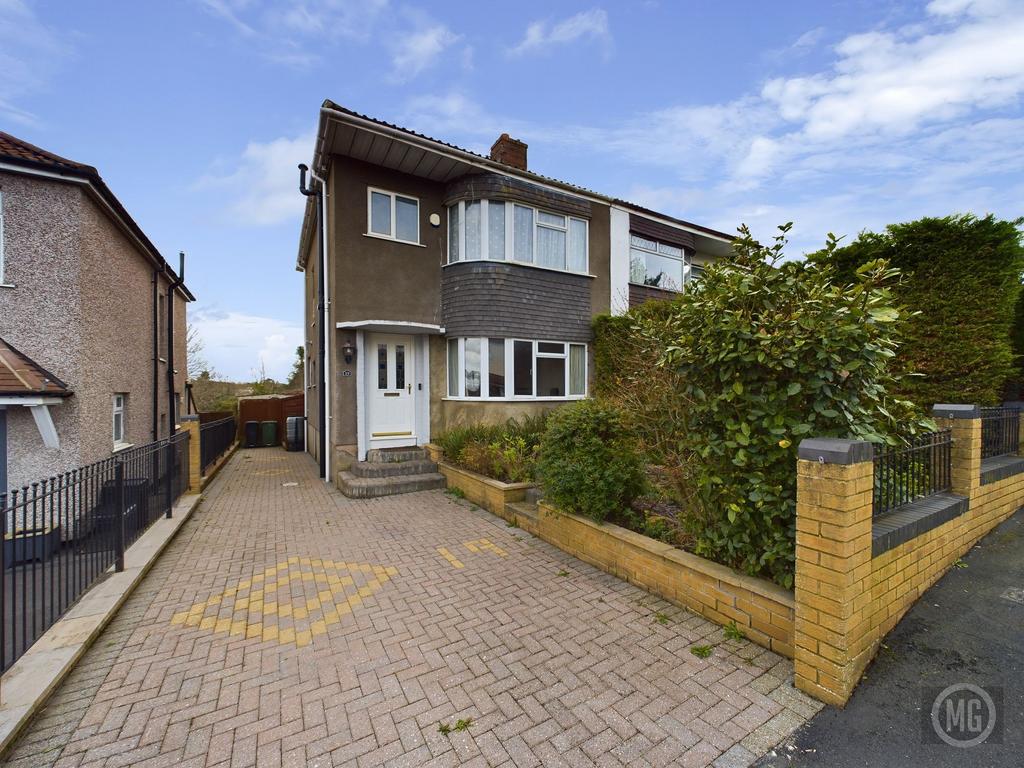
[
  {"xmin": 166, "ymin": 252, "xmax": 186, "ymax": 436},
  {"xmin": 299, "ymin": 164, "xmax": 329, "ymax": 481},
  {"xmin": 151, "ymin": 268, "xmax": 159, "ymax": 441}
]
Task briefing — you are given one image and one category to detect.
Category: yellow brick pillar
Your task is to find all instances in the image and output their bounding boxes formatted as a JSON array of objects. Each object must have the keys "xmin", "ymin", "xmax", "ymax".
[
  {"xmin": 180, "ymin": 416, "xmax": 202, "ymax": 492},
  {"xmin": 931, "ymin": 404, "xmax": 980, "ymax": 498},
  {"xmin": 793, "ymin": 438, "xmax": 874, "ymax": 707}
]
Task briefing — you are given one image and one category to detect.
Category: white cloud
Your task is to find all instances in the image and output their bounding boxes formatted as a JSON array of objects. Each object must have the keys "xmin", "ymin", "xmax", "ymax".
[
  {"xmin": 389, "ymin": 18, "xmax": 461, "ymax": 82},
  {"xmin": 190, "ymin": 307, "xmax": 303, "ymax": 382},
  {"xmin": 197, "ymin": 129, "xmax": 316, "ymax": 226},
  {"xmin": 509, "ymin": 8, "xmax": 611, "ymax": 57},
  {"xmin": 197, "ymin": 0, "xmax": 389, "ymax": 68},
  {"xmin": 0, "ymin": 0, "xmax": 68, "ymax": 124}
]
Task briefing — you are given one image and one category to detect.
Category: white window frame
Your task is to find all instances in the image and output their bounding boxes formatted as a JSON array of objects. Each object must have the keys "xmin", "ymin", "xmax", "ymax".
[
  {"xmin": 628, "ymin": 234, "xmax": 691, "ymax": 292},
  {"xmin": 445, "ymin": 337, "xmax": 587, "ymax": 401},
  {"xmin": 366, "ymin": 187, "xmax": 420, "ymax": 245},
  {"xmin": 447, "ymin": 200, "xmax": 588, "ymax": 274},
  {"xmin": 112, "ymin": 393, "xmax": 127, "ymax": 446}
]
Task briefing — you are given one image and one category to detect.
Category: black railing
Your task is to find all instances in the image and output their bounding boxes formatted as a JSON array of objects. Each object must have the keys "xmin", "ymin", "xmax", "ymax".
[
  {"xmin": 0, "ymin": 431, "xmax": 189, "ymax": 672},
  {"xmin": 981, "ymin": 406, "xmax": 1019, "ymax": 460},
  {"xmin": 873, "ymin": 430, "xmax": 953, "ymax": 517},
  {"xmin": 200, "ymin": 417, "xmax": 236, "ymax": 474}
]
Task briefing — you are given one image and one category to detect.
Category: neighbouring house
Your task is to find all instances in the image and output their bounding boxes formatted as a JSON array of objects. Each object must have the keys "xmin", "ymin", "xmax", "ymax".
[
  {"xmin": 0, "ymin": 131, "xmax": 194, "ymax": 496},
  {"xmin": 296, "ymin": 101, "xmax": 733, "ymax": 492}
]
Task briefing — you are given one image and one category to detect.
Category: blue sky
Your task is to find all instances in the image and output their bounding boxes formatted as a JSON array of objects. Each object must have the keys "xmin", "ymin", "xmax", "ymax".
[{"xmin": 3, "ymin": 0, "xmax": 1022, "ymax": 380}]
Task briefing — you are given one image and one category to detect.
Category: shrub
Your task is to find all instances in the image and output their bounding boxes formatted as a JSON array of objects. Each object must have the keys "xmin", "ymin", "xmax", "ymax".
[
  {"xmin": 436, "ymin": 415, "xmax": 548, "ymax": 483},
  {"xmin": 536, "ymin": 400, "xmax": 645, "ymax": 523},
  {"xmin": 810, "ymin": 214, "xmax": 1024, "ymax": 406},
  {"xmin": 636, "ymin": 223, "xmax": 929, "ymax": 587}
]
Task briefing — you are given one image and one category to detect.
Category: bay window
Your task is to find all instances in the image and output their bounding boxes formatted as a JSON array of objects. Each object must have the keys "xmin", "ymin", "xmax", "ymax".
[
  {"xmin": 447, "ymin": 199, "xmax": 588, "ymax": 274},
  {"xmin": 629, "ymin": 234, "xmax": 691, "ymax": 291},
  {"xmin": 447, "ymin": 338, "xmax": 587, "ymax": 400}
]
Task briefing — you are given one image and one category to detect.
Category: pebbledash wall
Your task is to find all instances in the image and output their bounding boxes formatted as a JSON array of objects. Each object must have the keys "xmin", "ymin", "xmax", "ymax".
[
  {"xmin": 0, "ymin": 171, "xmax": 187, "ymax": 491},
  {"xmin": 792, "ymin": 404, "xmax": 1024, "ymax": 706}
]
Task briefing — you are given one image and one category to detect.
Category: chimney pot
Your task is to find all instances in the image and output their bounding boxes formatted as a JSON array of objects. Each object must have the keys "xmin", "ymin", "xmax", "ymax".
[{"xmin": 489, "ymin": 133, "xmax": 528, "ymax": 171}]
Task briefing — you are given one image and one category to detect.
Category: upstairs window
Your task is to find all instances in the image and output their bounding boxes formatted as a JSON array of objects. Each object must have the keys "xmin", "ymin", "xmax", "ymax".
[
  {"xmin": 629, "ymin": 234, "xmax": 691, "ymax": 292},
  {"xmin": 447, "ymin": 199, "xmax": 588, "ymax": 274},
  {"xmin": 368, "ymin": 188, "xmax": 419, "ymax": 244}
]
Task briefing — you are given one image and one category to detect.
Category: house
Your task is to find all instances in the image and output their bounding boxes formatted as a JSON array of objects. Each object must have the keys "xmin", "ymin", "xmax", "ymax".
[
  {"xmin": 295, "ymin": 101, "xmax": 733, "ymax": 493},
  {"xmin": 0, "ymin": 131, "xmax": 194, "ymax": 496}
]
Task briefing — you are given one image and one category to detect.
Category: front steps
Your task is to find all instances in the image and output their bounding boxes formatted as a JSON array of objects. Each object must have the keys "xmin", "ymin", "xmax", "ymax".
[{"xmin": 337, "ymin": 447, "xmax": 446, "ymax": 498}]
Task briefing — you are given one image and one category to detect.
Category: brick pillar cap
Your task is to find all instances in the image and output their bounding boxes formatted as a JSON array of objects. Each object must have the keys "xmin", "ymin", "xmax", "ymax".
[
  {"xmin": 180, "ymin": 415, "xmax": 200, "ymax": 422},
  {"xmin": 797, "ymin": 438, "xmax": 873, "ymax": 464},
  {"xmin": 931, "ymin": 404, "xmax": 980, "ymax": 419}
]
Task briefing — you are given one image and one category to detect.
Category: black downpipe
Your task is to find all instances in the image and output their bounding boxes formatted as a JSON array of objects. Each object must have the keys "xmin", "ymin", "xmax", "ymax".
[
  {"xmin": 151, "ymin": 269, "xmax": 159, "ymax": 441},
  {"xmin": 299, "ymin": 163, "xmax": 327, "ymax": 480},
  {"xmin": 166, "ymin": 252, "xmax": 186, "ymax": 437}
]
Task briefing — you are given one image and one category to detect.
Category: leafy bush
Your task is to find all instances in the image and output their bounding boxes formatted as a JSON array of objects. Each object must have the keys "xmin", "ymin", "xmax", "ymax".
[
  {"xmin": 436, "ymin": 415, "xmax": 548, "ymax": 483},
  {"xmin": 632, "ymin": 223, "xmax": 929, "ymax": 587},
  {"xmin": 536, "ymin": 400, "xmax": 645, "ymax": 523},
  {"xmin": 810, "ymin": 214, "xmax": 1024, "ymax": 406}
]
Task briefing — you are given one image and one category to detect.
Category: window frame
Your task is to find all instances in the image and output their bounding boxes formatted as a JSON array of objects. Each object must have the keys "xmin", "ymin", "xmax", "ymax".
[
  {"xmin": 112, "ymin": 393, "xmax": 127, "ymax": 446},
  {"xmin": 628, "ymin": 233, "xmax": 692, "ymax": 292},
  {"xmin": 445, "ymin": 337, "xmax": 587, "ymax": 401},
  {"xmin": 447, "ymin": 199, "xmax": 589, "ymax": 275},
  {"xmin": 366, "ymin": 187, "xmax": 421, "ymax": 245}
]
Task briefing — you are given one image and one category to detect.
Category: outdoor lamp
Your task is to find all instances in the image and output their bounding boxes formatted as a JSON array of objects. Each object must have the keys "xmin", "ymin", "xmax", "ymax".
[{"xmin": 342, "ymin": 342, "xmax": 356, "ymax": 364}]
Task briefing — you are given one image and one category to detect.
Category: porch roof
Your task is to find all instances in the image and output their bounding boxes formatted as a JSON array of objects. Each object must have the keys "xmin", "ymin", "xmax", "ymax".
[{"xmin": 0, "ymin": 337, "xmax": 72, "ymax": 398}]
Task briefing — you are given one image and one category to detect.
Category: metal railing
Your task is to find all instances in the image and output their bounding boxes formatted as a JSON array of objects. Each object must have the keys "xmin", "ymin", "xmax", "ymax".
[
  {"xmin": 200, "ymin": 417, "xmax": 236, "ymax": 474},
  {"xmin": 873, "ymin": 430, "xmax": 952, "ymax": 517},
  {"xmin": 981, "ymin": 406, "xmax": 1020, "ymax": 460},
  {"xmin": 1, "ymin": 431, "xmax": 189, "ymax": 672}
]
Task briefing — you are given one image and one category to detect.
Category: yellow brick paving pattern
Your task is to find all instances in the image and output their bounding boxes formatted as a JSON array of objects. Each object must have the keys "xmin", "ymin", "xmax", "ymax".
[
  {"xmin": 1, "ymin": 449, "xmax": 820, "ymax": 768},
  {"xmin": 170, "ymin": 558, "xmax": 399, "ymax": 648}
]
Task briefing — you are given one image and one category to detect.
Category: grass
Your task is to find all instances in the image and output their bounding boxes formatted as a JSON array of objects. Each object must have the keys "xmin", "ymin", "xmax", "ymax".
[
  {"xmin": 438, "ymin": 718, "xmax": 473, "ymax": 736},
  {"xmin": 557, "ymin": 569, "xmax": 570, "ymax": 577},
  {"xmin": 445, "ymin": 487, "xmax": 465, "ymax": 500},
  {"xmin": 723, "ymin": 621, "xmax": 746, "ymax": 641},
  {"xmin": 953, "ymin": 558, "xmax": 968, "ymax": 569},
  {"xmin": 653, "ymin": 611, "xmax": 670, "ymax": 625},
  {"xmin": 690, "ymin": 644, "xmax": 713, "ymax": 659}
]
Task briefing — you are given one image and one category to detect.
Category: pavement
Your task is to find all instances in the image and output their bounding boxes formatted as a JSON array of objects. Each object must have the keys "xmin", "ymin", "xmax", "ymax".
[
  {"xmin": 0, "ymin": 448, "xmax": 819, "ymax": 768},
  {"xmin": 756, "ymin": 507, "xmax": 1024, "ymax": 768}
]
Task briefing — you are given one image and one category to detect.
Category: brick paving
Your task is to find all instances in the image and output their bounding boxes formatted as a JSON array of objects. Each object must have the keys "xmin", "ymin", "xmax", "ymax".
[{"xmin": 1, "ymin": 449, "xmax": 821, "ymax": 768}]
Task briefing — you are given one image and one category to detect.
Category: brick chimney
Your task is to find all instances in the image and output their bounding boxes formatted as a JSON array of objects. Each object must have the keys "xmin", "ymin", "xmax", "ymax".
[{"xmin": 489, "ymin": 133, "xmax": 528, "ymax": 171}]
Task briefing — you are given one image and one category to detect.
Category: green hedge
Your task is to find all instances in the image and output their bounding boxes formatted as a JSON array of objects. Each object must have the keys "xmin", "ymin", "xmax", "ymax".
[{"xmin": 810, "ymin": 214, "xmax": 1024, "ymax": 406}]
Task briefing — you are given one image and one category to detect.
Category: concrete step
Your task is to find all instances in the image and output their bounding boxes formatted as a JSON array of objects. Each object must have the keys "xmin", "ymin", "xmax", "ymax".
[
  {"xmin": 507, "ymin": 501, "xmax": 539, "ymax": 524},
  {"xmin": 366, "ymin": 447, "xmax": 428, "ymax": 463},
  {"xmin": 350, "ymin": 459, "xmax": 438, "ymax": 479},
  {"xmin": 337, "ymin": 471, "xmax": 446, "ymax": 499}
]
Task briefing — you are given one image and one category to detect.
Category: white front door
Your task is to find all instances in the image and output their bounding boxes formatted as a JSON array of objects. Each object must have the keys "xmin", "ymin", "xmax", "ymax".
[{"xmin": 366, "ymin": 334, "xmax": 417, "ymax": 449}]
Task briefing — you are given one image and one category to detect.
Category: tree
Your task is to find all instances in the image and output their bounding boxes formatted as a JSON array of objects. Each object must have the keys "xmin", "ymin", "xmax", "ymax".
[
  {"xmin": 287, "ymin": 346, "xmax": 304, "ymax": 389},
  {"xmin": 186, "ymin": 323, "xmax": 214, "ymax": 380},
  {"xmin": 810, "ymin": 214, "xmax": 1024, "ymax": 406}
]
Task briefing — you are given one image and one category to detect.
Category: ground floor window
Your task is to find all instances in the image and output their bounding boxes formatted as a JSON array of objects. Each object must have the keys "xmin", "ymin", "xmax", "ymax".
[
  {"xmin": 446, "ymin": 338, "xmax": 586, "ymax": 400},
  {"xmin": 112, "ymin": 393, "xmax": 127, "ymax": 445}
]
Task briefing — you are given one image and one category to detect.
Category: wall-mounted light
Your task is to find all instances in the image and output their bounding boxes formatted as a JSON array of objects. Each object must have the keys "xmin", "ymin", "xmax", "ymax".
[
  {"xmin": 342, "ymin": 342, "xmax": 356, "ymax": 365},
  {"xmin": 429, "ymin": 212, "xmax": 441, "ymax": 228}
]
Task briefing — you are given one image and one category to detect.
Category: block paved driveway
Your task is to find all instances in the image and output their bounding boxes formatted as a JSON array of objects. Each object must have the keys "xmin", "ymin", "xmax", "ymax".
[{"xmin": 2, "ymin": 449, "xmax": 820, "ymax": 768}]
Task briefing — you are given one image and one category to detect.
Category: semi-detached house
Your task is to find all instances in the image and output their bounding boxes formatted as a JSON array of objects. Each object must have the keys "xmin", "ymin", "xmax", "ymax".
[{"xmin": 296, "ymin": 101, "xmax": 733, "ymax": 493}]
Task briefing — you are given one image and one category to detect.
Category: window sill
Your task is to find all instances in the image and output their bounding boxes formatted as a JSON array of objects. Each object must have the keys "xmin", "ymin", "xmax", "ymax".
[
  {"xmin": 363, "ymin": 232, "xmax": 426, "ymax": 248},
  {"xmin": 112, "ymin": 442, "xmax": 134, "ymax": 454},
  {"xmin": 442, "ymin": 396, "xmax": 586, "ymax": 403},
  {"xmin": 0, "ymin": 283, "xmax": 15, "ymax": 289},
  {"xmin": 628, "ymin": 282, "xmax": 681, "ymax": 294},
  {"xmin": 443, "ymin": 260, "xmax": 595, "ymax": 279}
]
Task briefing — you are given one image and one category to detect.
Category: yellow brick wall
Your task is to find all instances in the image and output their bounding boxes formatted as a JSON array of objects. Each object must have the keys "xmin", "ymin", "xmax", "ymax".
[
  {"xmin": 794, "ymin": 414, "xmax": 1024, "ymax": 706},
  {"xmin": 437, "ymin": 461, "xmax": 531, "ymax": 522},
  {"xmin": 533, "ymin": 503, "xmax": 795, "ymax": 657}
]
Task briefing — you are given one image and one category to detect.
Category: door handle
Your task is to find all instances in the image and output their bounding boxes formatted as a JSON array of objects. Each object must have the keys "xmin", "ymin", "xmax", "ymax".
[{"xmin": 407, "ymin": 383, "xmax": 412, "ymax": 394}]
